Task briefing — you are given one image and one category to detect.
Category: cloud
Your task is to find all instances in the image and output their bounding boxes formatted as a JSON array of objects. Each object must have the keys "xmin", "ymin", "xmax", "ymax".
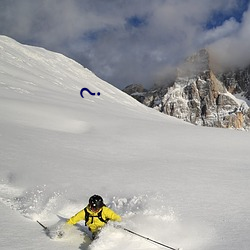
[
  {"xmin": 200, "ymin": 18, "xmax": 240, "ymax": 45},
  {"xmin": 209, "ymin": 4, "xmax": 250, "ymax": 69},
  {"xmin": 0, "ymin": 0, "xmax": 249, "ymax": 88}
]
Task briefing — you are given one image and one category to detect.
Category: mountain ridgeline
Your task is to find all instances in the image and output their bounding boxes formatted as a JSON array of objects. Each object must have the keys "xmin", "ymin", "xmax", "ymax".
[{"xmin": 123, "ymin": 49, "xmax": 250, "ymax": 130}]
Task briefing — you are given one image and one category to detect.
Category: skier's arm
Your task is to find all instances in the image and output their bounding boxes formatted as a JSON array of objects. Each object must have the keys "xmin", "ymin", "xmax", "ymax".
[
  {"xmin": 67, "ymin": 209, "xmax": 85, "ymax": 225},
  {"xmin": 104, "ymin": 207, "xmax": 122, "ymax": 222}
]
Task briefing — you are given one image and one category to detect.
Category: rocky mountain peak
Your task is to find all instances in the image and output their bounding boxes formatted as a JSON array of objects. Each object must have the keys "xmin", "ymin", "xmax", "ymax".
[
  {"xmin": 123, "ymin": 49, "xmax": 250, "ymax": 130},
  {"xmin": 177, "ymin": 49, "xmax": 210, "ymax": 78}
]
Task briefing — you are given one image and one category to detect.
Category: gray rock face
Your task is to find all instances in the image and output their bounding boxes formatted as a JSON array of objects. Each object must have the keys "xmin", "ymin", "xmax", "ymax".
[
  {"xmin": 123, "ymin": 49, "xmax": 250, "ymax": 130},
  {"xmin": 217, "ymin": 66, "xmax": 250, "ymax": 99}
]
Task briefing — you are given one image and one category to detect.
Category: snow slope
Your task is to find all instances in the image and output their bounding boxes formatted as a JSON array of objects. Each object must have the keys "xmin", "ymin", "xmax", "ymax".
[{"xmin": 0, "ymin": 36, "xmax": 250, "ymax": 250}]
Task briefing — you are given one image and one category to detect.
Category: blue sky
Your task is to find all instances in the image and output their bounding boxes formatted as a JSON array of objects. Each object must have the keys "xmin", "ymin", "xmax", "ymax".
[
  {"xmin": 206, "ymin": 0, "xmax": 249, "ymax": 28},
  {"xmin": 0, "ymin": 0, "xmax": 249, "ymax": 89}
]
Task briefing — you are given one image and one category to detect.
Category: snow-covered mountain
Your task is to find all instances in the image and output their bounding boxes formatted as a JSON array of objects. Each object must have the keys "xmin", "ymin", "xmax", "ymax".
[
  {"xmin": 124, "ymin": 49, "xmax": 250, "ymax": 130},
  {"xmin": 1, "ymin": 36, "xmax": 250, "ymax": 250}
]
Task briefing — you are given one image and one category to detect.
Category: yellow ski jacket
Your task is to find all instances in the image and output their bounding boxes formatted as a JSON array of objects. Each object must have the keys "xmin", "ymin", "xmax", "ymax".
[{"xmin": 67, "ymin": 206, "xmax": 121, "ymax": 233}]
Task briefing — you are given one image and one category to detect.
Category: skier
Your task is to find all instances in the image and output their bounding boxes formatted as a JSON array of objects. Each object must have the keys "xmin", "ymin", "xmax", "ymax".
[{"xmin": 66, "ymin": 194, "xmax": 121, "ymax": 239}]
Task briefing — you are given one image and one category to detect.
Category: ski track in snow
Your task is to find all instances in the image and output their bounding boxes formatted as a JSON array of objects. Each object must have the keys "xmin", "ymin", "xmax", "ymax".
[{"xmin": 0, "ymin": 99, "xmax": 91, "ymax": 134}]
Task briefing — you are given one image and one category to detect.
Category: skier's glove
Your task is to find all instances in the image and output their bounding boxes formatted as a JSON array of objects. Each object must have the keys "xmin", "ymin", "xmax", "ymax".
[{"xmin": 113, "ymin": 223, "xmax": 123, "ymax": 229}]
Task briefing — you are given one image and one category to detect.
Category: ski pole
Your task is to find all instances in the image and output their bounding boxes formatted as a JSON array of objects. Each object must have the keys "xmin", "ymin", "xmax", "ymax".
[
  {"xmin": 37, "ymin": 220, "xmax": 48, "ymax": 231},
  {"xmin": 122, "ymin": 227, "xmax": 180, "ymax": 250}
]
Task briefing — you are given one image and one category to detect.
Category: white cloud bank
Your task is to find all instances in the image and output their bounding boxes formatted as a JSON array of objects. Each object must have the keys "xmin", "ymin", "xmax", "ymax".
[{"xmin": 0, "ymin": 0, "xmax": 249, "ymax": 88}]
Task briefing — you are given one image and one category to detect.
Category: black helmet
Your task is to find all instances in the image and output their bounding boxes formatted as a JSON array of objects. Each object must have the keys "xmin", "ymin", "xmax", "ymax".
[{"xmin": 89, "ymin": 195, "xmax": 104, "ymax": 210}]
